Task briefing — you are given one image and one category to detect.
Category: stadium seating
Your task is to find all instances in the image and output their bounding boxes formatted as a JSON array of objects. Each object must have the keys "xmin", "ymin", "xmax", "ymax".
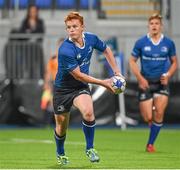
[
  {"xmin": 0, "ymin": 0, "xmax": 97, "ymax": 9},
  {"xmin": 56, "ymin": 0, "xmax": 75, "ymax": 9},
  {"xmin": 0, "ymin": 0, "xmax": 5, "ymax": 8},
  {"xmin": 10, "ymin": 0, "xmax": 29, "ymax": 9},
  {"xmin": 80, "ymin": 0, "xmax": 97, "ymax": 9},
  {"xmin": 35, "ymin": 0, "xmax": 52, "ymax": 9}
]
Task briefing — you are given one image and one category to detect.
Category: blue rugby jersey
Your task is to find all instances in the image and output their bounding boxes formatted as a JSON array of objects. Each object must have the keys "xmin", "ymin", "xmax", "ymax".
[
  {"xmin": 131, "ymin": 34, "xmax": 176, "ymax": 79},
  {"xmin": 55, "ymin": 32, "xmax": 107, "ymax": 88}
]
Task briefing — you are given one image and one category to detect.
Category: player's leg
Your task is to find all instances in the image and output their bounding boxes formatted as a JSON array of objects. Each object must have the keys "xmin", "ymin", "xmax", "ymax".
[
  {"xmin": 139, "ymin": 99, "xmax": 157, "ymax": 152},
  {"xmin": 139, "ymin": 87, "xmax": 153, "ymax": 126},
  {"xmin": 73, "ymin": 94, "xmax": 95, "ymax": 150},
  {"xmin": 54, "ymin": 113, "xmax": 70, "ymax": 165},
  {"xmin": 139, "ymin": 99, "xmax": 153, "ymax": 125},
  {"xmin": 54, "ymin": 113, "xmax": 70, "ymax": 155},
  {"xmin": 138, "ymin": 89, "xmax": 156, "ymax": 152},
  {"xmin": 53, "ymin": 86, "xmax": 72, "ymax": 165},
  {"xmin": 146, "ymin": 82, "xmax": 169, "ymax": 152},
  {"xmin": 146, "ymin": 94, "xmax": 168, "ymax": 151},
  {"xmin": 153, "ymin": 94, "xmax": 168, "ymax": 122},
  {"xmin": 73, "ymin": 93, "xmax": 100, "ymax": 162}
]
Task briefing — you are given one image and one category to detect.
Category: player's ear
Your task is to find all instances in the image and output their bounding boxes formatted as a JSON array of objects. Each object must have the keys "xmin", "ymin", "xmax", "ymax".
[{"xmin": 81, "ymin": 24, "xmax": 85, "ymax": 30}]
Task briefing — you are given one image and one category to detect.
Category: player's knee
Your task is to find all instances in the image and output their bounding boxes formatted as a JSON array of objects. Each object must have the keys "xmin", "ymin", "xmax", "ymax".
[
  {"xmin": 82, "ymin": 108, "xmax": 94, "ymax": 121},
  {"xmin": 154, "ymin": 111, "xmax": 164, "ymax": 122},
  {"xmin": 143, "ymin": 117, "xmax": 151, "ymax": 123},
  {"xmin": 143, "ymin": 115, "xmax": 152, "ymax": 123},
  {"xmin": 55, "ymin": 125, "xmax": 67, "ymax": 136}
]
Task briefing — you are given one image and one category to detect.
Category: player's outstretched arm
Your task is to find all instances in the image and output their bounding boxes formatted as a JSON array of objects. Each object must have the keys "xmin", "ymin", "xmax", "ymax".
[
  {"xmin": 103, "ymin": 46, "xmax": 123, "ymax": 78},
  {"xmin": 70, "ymin": 67, "xmax": 115, "ymax": 93}
]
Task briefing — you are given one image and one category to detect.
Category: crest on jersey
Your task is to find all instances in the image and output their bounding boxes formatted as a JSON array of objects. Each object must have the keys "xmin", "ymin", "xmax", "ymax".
[
  {"xmin": 144, "ymin": 46, "xmax": 151, "ymax": 51},
  {"xmin": 161, "ymin": 46, "xmax": 168, "ymax": 52},
  {"xmin": 77, "ymin": 54, "xmax": 81, "ymax": 59},
  {"xmin": 88, "ymin": 46, "xmax": 92, "ymax": 53}
]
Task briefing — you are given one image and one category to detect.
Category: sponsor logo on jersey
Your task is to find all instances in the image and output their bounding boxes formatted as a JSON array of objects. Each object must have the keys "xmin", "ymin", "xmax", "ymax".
[
  {"xmin": 153, "ymin": 54, "xmax": 160, "ymax": 57},
  {"xmin": 79, "ymin": 58, "xmax": 90, "ymax": 67},
  {"xmin": 143, "ymin": 55, "xmax": 166, "ymax": 61},
  {"xmin": 144, "ymin": 46, "xmax": 151, "ymax": 51}
]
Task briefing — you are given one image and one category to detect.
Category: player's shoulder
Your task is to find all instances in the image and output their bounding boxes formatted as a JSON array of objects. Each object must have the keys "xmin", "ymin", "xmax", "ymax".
[
  {"xmin": 163, "ymin": 35, "xmax": 175, "ymax": 44},
  {"xmin": 58, "ymin": 38, "xmax": 75, "ymax": 55},
  {"xmin": 134, "ymin": 35, "xmax": 147, "ymax": 46},
  {"xmin": 60, "ymin": 38, "xmax": 74, "ymax": 49},
  {"xmin": 84, "ymin": 32, "xmax": 98, "ymax": 40}
]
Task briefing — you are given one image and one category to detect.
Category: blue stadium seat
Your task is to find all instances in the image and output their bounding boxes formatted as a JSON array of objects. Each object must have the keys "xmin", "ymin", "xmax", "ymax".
[
  {"xmin": 1, "ymin": 0, "xmax": 97, "ymax": 10},
  {"xmin": 0, "ymin": 0, "xmax": 5, "ymax": 8},
  {"xmin": 10, "ymin": 0, "xmax": 29, "ymax": 8},
  {"xmin": 80, "ymin": 0, "xmax": 97, "ymax": 9},
  {"xmin": 56, "ymin": 0, "xmax": 75, "ymax": 9},
  {"xmin": 35, "ymin": 0, "xmax": 51, "ymax": 9}
]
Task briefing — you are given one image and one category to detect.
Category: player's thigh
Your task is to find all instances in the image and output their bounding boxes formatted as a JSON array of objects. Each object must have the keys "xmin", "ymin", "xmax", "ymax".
[
  {"xmin": 153, "ymin": 94, "xmax": 168, "ymax": 118},
  {"xmin": 54, "ymin": 112, "xmax": 70, "ymax": 134},
  {"xmin": 73, "ymin": 94, "xmax": 94, "ymax": 120},
  {"xmin": 139, "ymin": 99, "xmax": 153, "ymax": 121}
]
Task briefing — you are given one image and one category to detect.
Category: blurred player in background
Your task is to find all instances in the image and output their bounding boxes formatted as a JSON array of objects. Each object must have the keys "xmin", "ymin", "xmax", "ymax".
[
  {"xmin": 129, "ymin": 13, "xmax": 178, "ymax": 152},
  {"xmin": 41, "ymin": 38, "xmax": 64, "ymax": 124},
  {"xmin": 53, "ymin": 11, "xmax": 123, "ymax": 165}
]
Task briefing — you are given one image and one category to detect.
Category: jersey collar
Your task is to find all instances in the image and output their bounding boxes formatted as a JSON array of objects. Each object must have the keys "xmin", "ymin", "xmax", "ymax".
[
  {"xmin": 68, "ymin": 33, "xmax": 85, "ymax": 49},
  {"xmin": 147, "ymin": 33, "xmax": 164, "ymax": 46}
]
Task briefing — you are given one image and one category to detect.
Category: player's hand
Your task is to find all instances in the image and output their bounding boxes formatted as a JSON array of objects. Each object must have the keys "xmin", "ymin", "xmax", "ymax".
[
  {"xmin": 138, "ymin": 77, "xmax": 149, "ymax": 90},
  {"xmin": 160, "ymin": 73, "xmax": 169, "ymax": 85},
  {"xmin": 102, "ymin": 79, "xmax": 115, "ymax": 93},
  {"xmin": 114, "ymin": 72, "xmax": 126, "ymax": 80}
]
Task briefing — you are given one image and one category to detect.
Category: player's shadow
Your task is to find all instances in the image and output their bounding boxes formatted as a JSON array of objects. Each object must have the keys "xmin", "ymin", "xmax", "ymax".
[{"xmin": 47, "ymin": 164, "xmax": 94, "ymax": 169}]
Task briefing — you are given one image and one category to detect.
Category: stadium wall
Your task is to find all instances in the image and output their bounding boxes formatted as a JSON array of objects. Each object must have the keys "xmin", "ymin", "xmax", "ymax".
[{"xmin": 0, "ymin": 2, "xmax": 180, "ymax": 80}]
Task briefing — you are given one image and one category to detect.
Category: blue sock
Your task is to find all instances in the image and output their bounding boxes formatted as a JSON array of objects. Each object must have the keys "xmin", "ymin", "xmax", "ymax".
[
  {"xmin": 147, "ymin": 122, "xmax": 163, "ymax": 145},
  {"xmin": 82, "ymin": 119, "xmax": 95, "ymax": 150},
  {"xmin": 54, "ymin": 130, "xmax": 66, "ymax": 156}
]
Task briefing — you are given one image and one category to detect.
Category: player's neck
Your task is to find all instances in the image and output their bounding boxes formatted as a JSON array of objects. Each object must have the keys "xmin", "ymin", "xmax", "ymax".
[
  {"xmin": 150, "ymin": 33, "xmax": 161, "ymax": 43},
  {"xmin": 74, "ymin": 37, "xmax": 84, "ymax": 48}
]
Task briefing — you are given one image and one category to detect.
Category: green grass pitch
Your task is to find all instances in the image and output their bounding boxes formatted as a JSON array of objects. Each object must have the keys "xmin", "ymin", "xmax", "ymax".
[{"xmin": 0, "ymin": 127, "xmax": 180, "ymax": 169}]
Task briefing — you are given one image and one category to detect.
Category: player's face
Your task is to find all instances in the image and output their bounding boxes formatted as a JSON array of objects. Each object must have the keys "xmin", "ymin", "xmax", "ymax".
[
  {"xmin": 66, "ymin": 19, "xmax": 84, "ymax": 41},
  {"xmin": 148, "ymin": 18, "xmax": 162, "ymax": 36}
]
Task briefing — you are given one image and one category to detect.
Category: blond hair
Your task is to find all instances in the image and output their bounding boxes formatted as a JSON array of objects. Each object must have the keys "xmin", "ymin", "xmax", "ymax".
[{"xmin": 148, "ymin": 13, "xmax": 162, "ymax": 23}]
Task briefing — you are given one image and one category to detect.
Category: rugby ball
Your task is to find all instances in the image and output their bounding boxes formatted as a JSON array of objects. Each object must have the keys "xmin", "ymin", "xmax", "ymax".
[{"xmin": 111, "ymin": 76, "xmax": 126, "ymax": 94}]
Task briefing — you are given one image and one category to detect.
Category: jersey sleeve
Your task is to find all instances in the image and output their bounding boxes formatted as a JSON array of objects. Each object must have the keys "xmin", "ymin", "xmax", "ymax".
[
  {"xmin": 93, "ymin": 34, "xmax": 107, "ymax": 52},
  {"xmin": 61, "ymin": 54, "xmax": 78, "ymax": 72},
  {"xmin": 58, "ymin": 43, "xmax": 79, "ymax": 72},
  {"xmin": 169, "ymin": 40, "xmax": 176, "ymax": 57},
  {"xmin": 131, "ymin": 40, "xmax": 141, "ymax": 58}
]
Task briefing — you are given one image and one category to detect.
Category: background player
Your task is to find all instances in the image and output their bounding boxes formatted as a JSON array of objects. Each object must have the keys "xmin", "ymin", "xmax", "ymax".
[
  {"xmin": 53, "ymin": 11, "xmax": 123, "ymax": 165},
  {"xmin": 129, "ymin": 13, "xmax": 178, "ymax": 152},
  {"xmin": 41, "ymin": 38, "xmax": 64, "ymax": 125}
]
